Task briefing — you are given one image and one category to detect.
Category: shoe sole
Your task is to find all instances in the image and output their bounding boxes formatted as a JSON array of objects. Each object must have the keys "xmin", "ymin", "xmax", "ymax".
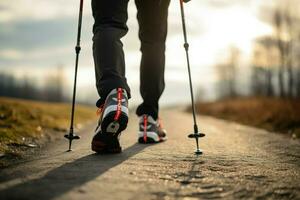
[
  {"xmin": 101, "ymin": 111, "xmax": 128, "ymax": 134},
  {"xmin": 92, "ymin": 132, "xmax": 122, "ymax": 154},
  {"xmin": 91, "ymin": 111, "xmax": 128, "ymax": 154}
]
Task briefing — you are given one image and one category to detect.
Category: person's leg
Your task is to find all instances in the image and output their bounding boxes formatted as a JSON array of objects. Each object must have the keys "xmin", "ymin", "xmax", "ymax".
[
  {"xmin": 135, "ymin": 0, "xmax": 170, "ymax": 120},
  {"xmin": 92, "ymin": 0, "xmax": 131, "ymax": 107},
  {"xmin": 91, "ymin": 0, "xmax": 130, "ymax": 153}
]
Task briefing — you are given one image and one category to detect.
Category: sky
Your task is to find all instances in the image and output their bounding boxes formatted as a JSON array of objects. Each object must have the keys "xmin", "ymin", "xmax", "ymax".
[{"xmin": 0, "ymin": 0, "xmax": 275, "ymax": 106}]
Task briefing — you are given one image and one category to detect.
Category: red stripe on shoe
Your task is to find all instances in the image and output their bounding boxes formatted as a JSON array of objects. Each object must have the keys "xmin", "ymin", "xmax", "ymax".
[
  {"xmin": 114, "ymin": 88, "xmax": 122, "ymax": 121},
  {"xmin": 158, "ymin": 117, "xmax": 163, "ymax": 141},
  {"xmin": 143, "ymin": 115, "xmax": 147, "ymax": 142}
]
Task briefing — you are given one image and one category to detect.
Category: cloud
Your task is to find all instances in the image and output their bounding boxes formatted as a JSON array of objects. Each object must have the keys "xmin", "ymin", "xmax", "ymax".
[
  {"xmin": 0, "ymin": 4, "xmax": 9, "ymax": 12},
  {"xmin": 0, "ymin": 0, "xmax": 92, "ymax": 22},
  {"xmin": 0, "ymin": 17, "xmax": 93, "ymax": 51},
  {"xmin": 0, "ymin": 49, "xmax": 23, "ymax": 60},
  {"xmin": 0, "ymin": 13, "xmax": 95, "ymax": 68},
  {"xmin": 200, "ymin": 0, "xmax": 251, "ymax": 8}
]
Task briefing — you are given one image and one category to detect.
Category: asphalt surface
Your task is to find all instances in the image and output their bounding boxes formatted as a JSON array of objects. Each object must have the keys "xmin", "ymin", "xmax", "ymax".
[{"xmin": 0, "ymin": 108, "xmax": 299, "ymax": 200}]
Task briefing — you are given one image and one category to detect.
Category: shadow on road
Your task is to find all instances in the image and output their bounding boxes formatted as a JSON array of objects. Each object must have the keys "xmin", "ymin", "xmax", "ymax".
[{"xmin": 0, "ymin": 143, "xmax": 148, "ymax": 200}]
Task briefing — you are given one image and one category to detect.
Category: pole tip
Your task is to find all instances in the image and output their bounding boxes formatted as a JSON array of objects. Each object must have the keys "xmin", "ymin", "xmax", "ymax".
[{"xmin": 195, "ymin": 149, "xmax": 203, "ymax": 155}]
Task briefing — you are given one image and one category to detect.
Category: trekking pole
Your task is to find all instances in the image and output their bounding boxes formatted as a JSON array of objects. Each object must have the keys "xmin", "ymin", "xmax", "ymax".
[
  {"xmin": 179, "ymin": 0, "xmax": 205, "ymax": 155},
  {"xmin": 64, "ymin": 0, "xmax": 84, "ymax": 151}
]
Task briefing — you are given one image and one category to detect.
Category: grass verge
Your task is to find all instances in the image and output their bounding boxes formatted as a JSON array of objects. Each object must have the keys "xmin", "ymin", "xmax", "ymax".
[
  {"xmin": 194, "ymin": 97, "xmax": 300, "ymax": 138},
  {"xmin": 0, "ymin": 97, "xmax": 97, "ymax": 167}
]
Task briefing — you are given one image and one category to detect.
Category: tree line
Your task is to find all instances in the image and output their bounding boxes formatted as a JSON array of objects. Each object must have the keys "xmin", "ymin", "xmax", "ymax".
[{"xmin": 0, "ymin": 68, "xmax": 66, "ymax": 102}]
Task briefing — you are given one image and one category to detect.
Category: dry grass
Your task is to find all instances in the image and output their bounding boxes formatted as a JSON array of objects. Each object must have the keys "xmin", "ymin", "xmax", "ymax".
[
  {"xmin": 0, "ymin": 97, "xmax": 96, "ymax": 162},
  {"xmin": 194, "ymin": 97, "xmax": 300, "ymax": 138}
]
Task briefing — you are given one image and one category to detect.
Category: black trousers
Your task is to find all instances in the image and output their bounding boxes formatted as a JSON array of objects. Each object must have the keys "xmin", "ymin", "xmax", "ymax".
[{"xmin": 92, "ymin": 0, "xmax": 170, "ymax": 120}]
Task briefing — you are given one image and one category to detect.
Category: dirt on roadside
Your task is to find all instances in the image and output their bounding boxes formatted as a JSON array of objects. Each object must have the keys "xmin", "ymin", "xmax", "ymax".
[{"xmin": 0, "ymin": 97, "xmax": 97, "ymax": 168}]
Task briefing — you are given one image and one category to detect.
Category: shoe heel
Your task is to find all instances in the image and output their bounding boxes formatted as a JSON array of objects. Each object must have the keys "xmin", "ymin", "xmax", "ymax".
[
  {"xmin": 106, "ymin": 121, "xmax": 120, "ymax": 133},
  {"xmin": 138, "ymin": 137, "xmax": 156, "ymax": 144},
  {"xmin": 101, "ymin": 112, "xmax": 128, "ymax": 134}
]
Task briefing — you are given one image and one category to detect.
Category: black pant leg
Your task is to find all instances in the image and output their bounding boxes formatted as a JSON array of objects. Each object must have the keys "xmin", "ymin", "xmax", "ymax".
[
  {"xmin": 135, "ymin": 0, "xmax": 170, "ymax": 119},
  {"xmin": 92, "ymin": 0, "xmax": 131, "ymax": 107}
]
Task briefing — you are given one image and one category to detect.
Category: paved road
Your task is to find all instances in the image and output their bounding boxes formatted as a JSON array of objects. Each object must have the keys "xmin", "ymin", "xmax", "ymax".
[{"xmin": 0, "ymin": 108, "xmax": 299, "ymax": 200}]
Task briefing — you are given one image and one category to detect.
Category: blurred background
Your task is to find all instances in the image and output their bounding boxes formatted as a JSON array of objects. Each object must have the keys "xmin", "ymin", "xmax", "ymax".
[{"xmin": 0, "ymin": 0, "xmax": 300, "ymax": 106}]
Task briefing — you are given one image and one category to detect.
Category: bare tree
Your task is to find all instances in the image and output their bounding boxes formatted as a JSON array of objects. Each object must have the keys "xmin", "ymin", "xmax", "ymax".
[
  {"xmin": 258, "ymin": 0, "xmax": 300, "ymax": 98},
  {"xmin": 252, "ymin": 36, "xmax": 280, "ymax": 96},
  {"xmin": 215, "ymin": 46, "xmax": 240, "ymax": 99},
  {"xmin": 273, "ymin": 8, "xmax": 286, "ymax": 97},
  {"xmin": 43, "ymin": 65, "xmax": 66, "ymax": 102},
  {"xmin": 0, "ymin": 64, "xmax": 67, "ymax": 102}
]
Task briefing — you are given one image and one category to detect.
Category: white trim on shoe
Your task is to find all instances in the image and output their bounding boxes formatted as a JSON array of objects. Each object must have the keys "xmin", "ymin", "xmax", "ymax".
[
  {"xmin": 102, "ymin": 105, "xmax": 128, "ymax": 119},
  {"xmin": 139, "ymin": 115, "xmax": 157, "ymax": 124},
  {"xmin": 138, "ymin": 131, "xmax": 160, "ymax": 142}
]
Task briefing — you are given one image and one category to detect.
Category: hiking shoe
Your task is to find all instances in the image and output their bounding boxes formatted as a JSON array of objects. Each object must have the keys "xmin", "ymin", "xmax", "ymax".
[
  {"xmin": 138, "ymin": 115, "xmax": 167, "ymax": 143},
  {"xmin": 91, "ymin": 88, "xmax": 128, "ymax": 153}
]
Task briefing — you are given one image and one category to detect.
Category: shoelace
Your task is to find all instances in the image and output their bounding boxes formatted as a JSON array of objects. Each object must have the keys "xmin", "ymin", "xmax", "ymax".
[
  {"xmin": 158, "ymin": 117, "xmax": 164, "ymax": 129},
  {"xmin": 94, "ymin": 104, "xmax": 104, "ymax": 132},
  {"xmin": 96, "ymin": 104, "xmax": 104, "ymax": 116}
]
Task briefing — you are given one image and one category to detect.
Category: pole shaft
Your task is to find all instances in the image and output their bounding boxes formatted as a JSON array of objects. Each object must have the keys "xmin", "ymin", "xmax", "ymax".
[
  {"xmin": 69, "ymin": 54, "xmax": 80, "ymax": 130},
  {"xmin": 179, "ymin": 0, "xmax": 198, "ymax": 133},
  {"xmin": 69, "ymin": 0, "xmax": 84, "ymax": 132}
]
